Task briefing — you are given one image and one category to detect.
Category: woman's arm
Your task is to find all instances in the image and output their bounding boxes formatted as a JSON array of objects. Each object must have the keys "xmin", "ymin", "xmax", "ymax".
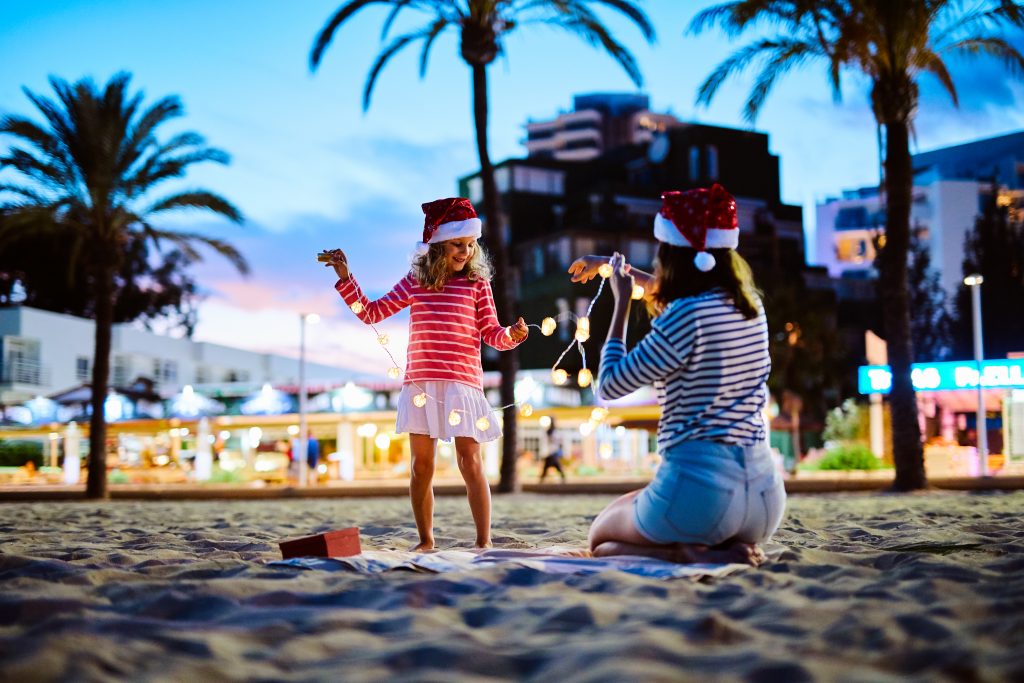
[
  {"xmin": 596, "ymin": 254, "xmax": 683, "ymax": 400},
  {"xmin": 568, "ymin": 255, "xmax": 655, "ymax": 299}
]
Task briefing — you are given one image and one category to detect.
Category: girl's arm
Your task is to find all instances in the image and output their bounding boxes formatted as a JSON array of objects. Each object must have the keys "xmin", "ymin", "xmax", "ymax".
[
  {"xmin": 476, "ymin": 280, "xmax": 525, "ymax": 351},
  {"xmin": 336, "ymin": 273, "xmax": 413, "ymax": 324},
  {"xmin": 567, "ymin": 255, "xmax": 655, "ymax": 297},
  {"xmin": 597, "ymin": 254, "xmax": 690, "ymax": 400}
]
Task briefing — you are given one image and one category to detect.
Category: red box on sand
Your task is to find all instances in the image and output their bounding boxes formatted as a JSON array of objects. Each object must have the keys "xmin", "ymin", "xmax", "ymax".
[{"xmin": 279, "ymin": 527, "xmax": 361, "ymax": 559}]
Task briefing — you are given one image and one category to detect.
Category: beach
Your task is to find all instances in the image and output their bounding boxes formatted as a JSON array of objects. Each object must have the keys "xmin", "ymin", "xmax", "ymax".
[{"xmin": 1, "ymin": 491, "xmax": 1022, "ymax": 682}]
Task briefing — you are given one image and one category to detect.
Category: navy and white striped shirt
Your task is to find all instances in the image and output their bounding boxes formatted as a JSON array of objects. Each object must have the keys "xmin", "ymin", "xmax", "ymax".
[{"xmin": 598, "ymin": 289, "xmax": 770, "ymax": 451}]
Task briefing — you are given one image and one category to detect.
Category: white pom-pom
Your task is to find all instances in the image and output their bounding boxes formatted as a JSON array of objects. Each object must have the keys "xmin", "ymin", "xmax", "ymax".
[{"xmin": 694, "ymin": 251, "xmax": 716, "ymax": 272}]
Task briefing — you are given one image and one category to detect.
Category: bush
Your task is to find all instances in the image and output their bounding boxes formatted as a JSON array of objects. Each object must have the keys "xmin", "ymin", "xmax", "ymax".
[
  {"xmin": 823, "ymin": 399, "xmax": 864, "ymax": 444},
  {"xmin": 207, "ymin": 466, "xmax": 245, "ymax": 484},
  {"xmin": 816, "ymin": 443, "xmax": 883, "ymax": 471},
  {"xmin": 0, "ymin": 440, "xmax": 44, "ymax": 468}
]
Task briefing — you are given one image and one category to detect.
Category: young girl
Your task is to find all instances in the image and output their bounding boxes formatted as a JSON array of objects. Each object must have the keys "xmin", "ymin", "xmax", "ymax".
[
  {"xmin": 324, "ymin": 197, "xmax": 528, "ymax": 551},
  {"xmin": 572, "ymin": 184, "xmax": 785, "ymax": 566}
]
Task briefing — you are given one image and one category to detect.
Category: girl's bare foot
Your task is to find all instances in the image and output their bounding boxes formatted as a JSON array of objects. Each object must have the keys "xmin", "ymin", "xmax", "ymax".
[
  {"xmin": 412, "ymin": 539, "xmax": 435, "ymax": 552},
  {"xmin": 474, "ymin": 540, "xmax": 492, "ymax": 549}
]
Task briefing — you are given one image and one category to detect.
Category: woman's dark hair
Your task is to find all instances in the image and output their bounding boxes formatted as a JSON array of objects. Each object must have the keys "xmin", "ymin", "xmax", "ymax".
[{"xmin": 648, "ymin": 243, "xmax": 762, "ymax": 319}]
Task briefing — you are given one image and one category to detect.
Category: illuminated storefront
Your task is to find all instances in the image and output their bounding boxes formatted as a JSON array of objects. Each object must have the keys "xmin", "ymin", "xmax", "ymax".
[{"xmin": 858, "ymin": 359, "xmax": 1024, "ymax": 474}]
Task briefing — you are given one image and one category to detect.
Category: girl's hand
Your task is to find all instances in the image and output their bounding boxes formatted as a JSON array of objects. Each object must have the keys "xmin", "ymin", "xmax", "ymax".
[
  {"xmin": 508, "ymin": 317, "xmax": 529, "ymax": 342},
  {"xmin": 609, "ymin": 253, "xmax": 634, "ymax": 304},
  {"xmin": 323, "ymin": 249, "xmax": 350, "ymax": 280}
]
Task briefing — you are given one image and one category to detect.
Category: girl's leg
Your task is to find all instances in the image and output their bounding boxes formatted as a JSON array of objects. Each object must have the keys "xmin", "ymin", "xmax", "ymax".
[
  {"xmin": 408, "ymin": 433, "xmax": 437, "ymax": 551},
  {"xmin": 454, "ymin": 436, "xmax": 491, "ymax": 548},
  {"xmin": 588, "ymin": 490, "xmax": 763, "ymax": 565}
]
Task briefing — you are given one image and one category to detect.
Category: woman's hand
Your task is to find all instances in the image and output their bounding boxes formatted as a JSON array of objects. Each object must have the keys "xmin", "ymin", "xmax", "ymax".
[
  {"xmin": 608, "ymin": 252, "xmax": 634, "ymax": 304},
  {"xmin": 323, "ymin": 249, "xmax": 350, "ymax": 280},
  {"xmin": 509, "ymin": 317, "xmax": 529, "ymax": 343}
]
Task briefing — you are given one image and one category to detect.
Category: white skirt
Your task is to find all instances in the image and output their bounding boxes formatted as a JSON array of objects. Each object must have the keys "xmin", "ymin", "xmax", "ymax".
[{"xmin": 396, "ymin": 381, "xmax": 503, "ymax": 443}]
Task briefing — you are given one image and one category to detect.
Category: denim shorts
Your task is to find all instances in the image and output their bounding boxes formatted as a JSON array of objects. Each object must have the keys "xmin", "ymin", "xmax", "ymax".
[{"xmin": 633, "ymin": 439, "xmax": 786, "ymax": 546}]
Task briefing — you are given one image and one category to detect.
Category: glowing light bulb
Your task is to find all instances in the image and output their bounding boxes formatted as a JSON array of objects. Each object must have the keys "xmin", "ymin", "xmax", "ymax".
[
  {"xmin": 377, "ymin": 333, "xmax": 389, "ymax": 346},
  {"xmin": 598, "ymin": 263, "xmax": 614, "ymax": 279},
  {"xmin": 475, "ymin": 416, "xmax": 491, "ymax": 431},
  {"xmin": 412, "ymin": 393, "xmax": 427, "ymax": 408},
  {"xmin": 577, "ymin": 368, "xmax": 593, "ymax": 388},
  {"xmin": 575, "ymin": 316, "xmax": 591, "ymax": 343},
  {"xmin": 350, "ymin": 301, "xmax": 364, "ymax": 314},
  {"xmin": 520, "ymin": 403, "xmax": 534, "ymax": 418},
  {"xmin": 632, "ymin": 284, "xmax": 645, "ymax": 300},
  {"xmin": 448, "ymin": 411, "xmax": 462, "ymax": 426},
  {"xmin": 541, "ymin": 317, "xmax": 556, "ymax": 336},
  {"xmin": 387, "ymin": 367, "xmax": 401, "ymax": 380},
  {"xmin": 552, "ymin": 369, "xmax": 568, "ymax": 386},
  {"xmin": 591, "ymin": 407, "xmax": 608, "ymax": 422}
]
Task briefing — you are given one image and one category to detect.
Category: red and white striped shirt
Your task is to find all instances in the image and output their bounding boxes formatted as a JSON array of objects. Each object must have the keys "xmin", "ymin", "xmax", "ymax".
[{"xmin": 336, "ymin": 273, "xmax": 522, "ymax": 390}]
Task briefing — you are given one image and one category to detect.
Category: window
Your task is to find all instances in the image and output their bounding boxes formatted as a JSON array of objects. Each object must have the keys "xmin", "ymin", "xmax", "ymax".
[
  {"xmin": 112, "ymin": 355, "xmax": 131, "ymax": 386},
  {"xmin": 76, "ymin": 356, "xmax": 91, "ymax": 381},
  {"xmin": 689, "ymin": 145, "xmax": 700, "ymax": 180},
  {"xmin": 468, "ymin": 177, "xmax": 483, "ymax": 204},
  {"xmin": 2, "ymin": 337, "xmax": 43, "ymax": 385},
  {"xmin": 531, "ymin": 246, "xmax": 544, "ymax": 277},
  {"xmin": 706, "ymin": 145, "xmax": 719, "ymax": 180}
]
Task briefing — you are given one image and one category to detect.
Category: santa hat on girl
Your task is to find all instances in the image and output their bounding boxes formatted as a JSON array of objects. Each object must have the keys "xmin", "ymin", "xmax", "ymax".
[
  {"xmin": 653, "ymin": 183, "xmax": 739, "ymax": 272},
  {"xmin": 415, "ymin": 197, "xmax": 482, "ymax": 255}
]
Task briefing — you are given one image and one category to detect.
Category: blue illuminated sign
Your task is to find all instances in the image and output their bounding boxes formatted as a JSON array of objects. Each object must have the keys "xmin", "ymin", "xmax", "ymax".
[{"xmin": 858, "ymin": 360, "xmax": 1024, "ymax": 394}]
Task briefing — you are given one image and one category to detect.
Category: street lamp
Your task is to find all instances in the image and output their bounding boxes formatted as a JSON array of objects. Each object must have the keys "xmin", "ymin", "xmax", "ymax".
[
  {"xmin": 298, "ymin": 312, "xmax": 320, "ymax": 487},
  {"xmin": 963, "ymin": 274, "xmax": 988, "ymax": 477}
]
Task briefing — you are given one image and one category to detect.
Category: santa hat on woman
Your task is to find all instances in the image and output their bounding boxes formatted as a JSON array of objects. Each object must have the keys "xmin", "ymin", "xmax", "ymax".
[
  {"xmin": 415, "ymin": 197, "xmax": 482, "ymax": 255},
  {"xmin": 653, "ymin": 183, "xmax": 739, "ymax": 272}
]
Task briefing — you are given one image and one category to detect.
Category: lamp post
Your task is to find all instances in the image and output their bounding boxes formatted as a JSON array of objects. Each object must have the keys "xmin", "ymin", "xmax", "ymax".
[
  {"xmin": 964, "ymin": 274, "xmax": 988, "ymax": 477},
  {"xmin": 298, "ymin": 312, "xmax": 320, "ymax": 487}
]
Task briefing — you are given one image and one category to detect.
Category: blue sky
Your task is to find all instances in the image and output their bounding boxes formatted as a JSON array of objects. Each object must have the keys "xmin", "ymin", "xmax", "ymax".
[{"xmin": 2, "ymin": 0, "xmax": 1023, "ymax": 376}]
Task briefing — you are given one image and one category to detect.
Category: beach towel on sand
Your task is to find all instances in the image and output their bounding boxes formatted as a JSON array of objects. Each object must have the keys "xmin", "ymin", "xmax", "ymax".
[{"xmin": 269, "ymin": 548, "xmax": 753, "ymax": 580}]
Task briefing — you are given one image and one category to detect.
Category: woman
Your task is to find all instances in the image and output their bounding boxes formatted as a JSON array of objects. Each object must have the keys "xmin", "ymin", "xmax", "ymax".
[{"xmin": 572, "ymin": 184, "xmax": 785, "ymax": 565}]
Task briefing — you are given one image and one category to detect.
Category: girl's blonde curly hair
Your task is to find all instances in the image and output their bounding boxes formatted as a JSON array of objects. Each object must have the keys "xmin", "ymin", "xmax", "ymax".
[{"xmin": 411, "ymin": 240, "xmax": 493, "ymax": 291}]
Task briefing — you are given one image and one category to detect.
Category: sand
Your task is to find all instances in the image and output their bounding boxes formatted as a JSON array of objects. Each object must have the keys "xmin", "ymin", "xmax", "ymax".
[{"xmin": 1, "ymin": 491, "xmax": 1023, "ymax": 682}]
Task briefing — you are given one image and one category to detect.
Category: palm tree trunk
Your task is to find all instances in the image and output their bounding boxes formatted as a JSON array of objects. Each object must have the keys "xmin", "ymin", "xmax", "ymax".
[
  {"xmin": 470, "ymin": 63, "xmax": 519, "ymax": 493},
  {"xmin": 880, "ymin": 116, "xmax": 926, "ymax": 490},
  {"xmin": 86, "ymin": 268, "xmax": 113, "ymax": 499}
]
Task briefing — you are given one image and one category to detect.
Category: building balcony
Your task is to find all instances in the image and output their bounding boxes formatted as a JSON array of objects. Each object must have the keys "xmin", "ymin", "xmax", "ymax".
[{"xmin": 1, "ymin": 358, "xmax": 51, "ymax": 387}]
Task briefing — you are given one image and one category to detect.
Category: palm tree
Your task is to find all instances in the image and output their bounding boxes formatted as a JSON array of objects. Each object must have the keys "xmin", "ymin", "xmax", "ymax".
[
  {"xmin": 0, "ymin": 73, "xmax": 248, "ymax": 499},
  {"xmin": 690, "ymin": 0, "xmax": 1024, "ymax": 491},
  {"xmin": 310, "ymin": 0, "xmax": 655, "ymax": 492}
]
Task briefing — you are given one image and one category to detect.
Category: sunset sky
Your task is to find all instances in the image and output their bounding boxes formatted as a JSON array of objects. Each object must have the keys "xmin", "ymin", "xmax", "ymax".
[{"xmin": 3, "ymin": 0, "xmax": 1022, "ymax": 379}]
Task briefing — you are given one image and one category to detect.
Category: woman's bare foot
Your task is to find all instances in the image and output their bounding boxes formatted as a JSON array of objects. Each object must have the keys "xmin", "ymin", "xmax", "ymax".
[
  {"xmin": 474, "ymin": 540, "xmax": 492, "ymax": 549},
  {"xmin": 673, "ymin": 541, "xmax": 764, "ymax": 566},
  {"xmin": 412, "ymin": 539, "xmax": 435, "ymax": 552}
]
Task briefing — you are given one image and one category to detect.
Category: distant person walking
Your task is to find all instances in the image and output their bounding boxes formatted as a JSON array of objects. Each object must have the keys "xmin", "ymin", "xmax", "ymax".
[{"xmin": 539, "ymin": 423, "xmax": 567, "ymax": 484}]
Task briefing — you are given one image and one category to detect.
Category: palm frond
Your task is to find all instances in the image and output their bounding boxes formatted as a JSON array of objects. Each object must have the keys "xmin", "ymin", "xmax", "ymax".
[
  {"xmin": 419, "ymin": 18, "xmax": 452, "ymax": 77},
  {"xmin": 942, "ymin": 35, "xmax": 1024, "ymax": 77},
  {"xmin": 363, "ymin": 31, "xmax": 427, "ymax": 110},
  {"xmin": 571, "ymin": 0, "xmax": 656, "ymax": 41},
  {"xmin": 743, "ymin": 38, "xmax": 818, "ymax": 122},
  {"xmin": 381, "ymin": 0, "xmax": 416, "ymax": 39},
  {"xmin": 916, "ymin": 47, "xmax": 958, "ymax": 106},
  {"xmin": 145, "ymin": 191, "xmax": 243, "ymax": 223},
  {"xmin": 146, "ymin": 229, "xmax": 250, "ymax": 275},
  {"xmin": 546, "ymin": 2, "xmax": 644, "ymax": 85},
  {"xmin": 696, "ymin": 38, "xmax": 782, "ymax": 107},
  {"xmin": 311, "ymin": 0, "xmax": 396, "ymax": 69}
]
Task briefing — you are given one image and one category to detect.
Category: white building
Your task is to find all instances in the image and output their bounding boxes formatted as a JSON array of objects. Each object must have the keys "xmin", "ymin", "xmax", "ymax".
[
  {"xmin": 814, "ymin": 130, "xmax": 1024, "ymax": 298},
  {"xmin": 524, "ymin": 93, "xmax": 679, "ymax": 162},
  {"xmin": 0, "ymin": 306, "xmax": 356, "ymax": 404}
]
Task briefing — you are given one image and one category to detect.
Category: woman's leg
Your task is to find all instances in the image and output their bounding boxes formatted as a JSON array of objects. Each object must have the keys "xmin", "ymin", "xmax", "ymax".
[
  {"xmin": 408, "ymin": 433, "xmax": 437, "ymax": 551},
  {"xmin": 454, "ymin": 436, "xmax": 491, "ymax": 548},
  {"xmin": 588, "ymin": 489, "xmax": 763, "ymax": 565}
]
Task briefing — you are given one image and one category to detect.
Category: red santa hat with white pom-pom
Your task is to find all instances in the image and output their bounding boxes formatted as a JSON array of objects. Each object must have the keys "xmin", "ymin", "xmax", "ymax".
[
  {"xmin": 653, "ymin": 184, "xmax": 739, "ymax": 272},
  {"xmin": 414, "ymin": 197, "xmax": 482, "ymax": 256}
]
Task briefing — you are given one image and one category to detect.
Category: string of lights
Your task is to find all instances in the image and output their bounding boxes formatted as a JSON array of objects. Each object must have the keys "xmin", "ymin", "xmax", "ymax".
[{"xmin": 338, "ymin": 258, "xmax": 645, "ymax": 433}]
